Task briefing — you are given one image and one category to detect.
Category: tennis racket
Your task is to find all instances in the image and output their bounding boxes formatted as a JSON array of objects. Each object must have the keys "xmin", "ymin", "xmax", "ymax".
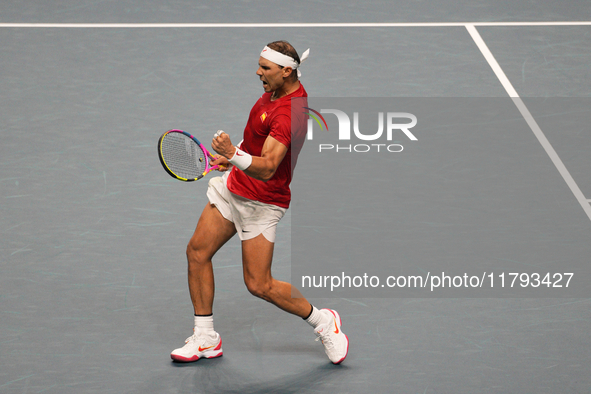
[{"xmin": 158, "ymin": 129, "xmax": 220, "ymax": 181}]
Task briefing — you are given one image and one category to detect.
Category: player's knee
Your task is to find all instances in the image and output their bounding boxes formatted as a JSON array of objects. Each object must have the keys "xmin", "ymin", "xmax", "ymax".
[
  {"xmin": 244, "ymin": 277, "xmax": 272, "ymax": 300},
  {"xmin": 186, "ymin": 241, "xmax": 208, "ymax": 268}
]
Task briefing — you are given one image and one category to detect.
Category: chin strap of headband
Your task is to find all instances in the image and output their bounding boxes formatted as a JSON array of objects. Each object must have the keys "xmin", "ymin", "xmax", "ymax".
[{"xmin": 260, "ymin": 46, "xmax": 310, "ymax": 77}]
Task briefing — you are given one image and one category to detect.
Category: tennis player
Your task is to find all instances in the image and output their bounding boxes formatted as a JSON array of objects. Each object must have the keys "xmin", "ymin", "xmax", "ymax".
[{"xmin": 170, "ymin": 41, "xmax": 349, "ymax": 364}]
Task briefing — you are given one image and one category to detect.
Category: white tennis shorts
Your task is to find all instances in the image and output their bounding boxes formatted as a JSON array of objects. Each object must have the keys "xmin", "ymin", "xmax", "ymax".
[{"xmin": 206, "ymin": 172, "xmax": 287, "ymax": 242}]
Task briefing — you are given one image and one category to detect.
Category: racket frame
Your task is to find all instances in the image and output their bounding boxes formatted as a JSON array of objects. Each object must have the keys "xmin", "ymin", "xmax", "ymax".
[{"xmin": 158, "ymin": 129, "xmax": 219, "ymax": 182}]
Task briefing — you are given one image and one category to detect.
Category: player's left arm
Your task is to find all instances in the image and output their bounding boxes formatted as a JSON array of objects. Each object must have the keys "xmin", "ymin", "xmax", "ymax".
[
  {"xmin": 244, "ymin": 136, "xmax": 287, "ymax": 182},
  {"xmin": 212, "ymin": 133, "xmax": 287, "ymax": 182}
]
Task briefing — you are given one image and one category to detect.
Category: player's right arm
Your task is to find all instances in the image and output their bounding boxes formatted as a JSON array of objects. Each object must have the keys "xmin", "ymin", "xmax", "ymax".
[{"xmin": 209, "ymin": 155, "xmax": 231, "ymax": 172}]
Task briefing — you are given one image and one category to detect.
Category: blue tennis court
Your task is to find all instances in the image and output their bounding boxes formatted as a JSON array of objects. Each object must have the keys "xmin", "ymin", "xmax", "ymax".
[{"xmin": 2, "ymin": 2, "xmax": 591, "ymax": 393}]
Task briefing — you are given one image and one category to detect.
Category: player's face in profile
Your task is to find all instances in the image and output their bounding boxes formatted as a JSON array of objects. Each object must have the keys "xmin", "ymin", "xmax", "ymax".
[{"xmin": 256, "ymin": 57, "xmax": 288, "ymax": 93}]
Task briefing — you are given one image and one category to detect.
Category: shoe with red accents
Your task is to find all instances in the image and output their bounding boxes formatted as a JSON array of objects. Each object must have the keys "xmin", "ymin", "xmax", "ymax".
[
  {"xmin": 170, "ymin": 329, "xmax": 223, "ymax": 362},
  {"xmin": 314, "ymin": 309, "xmax": 349, "ymax": 364}
]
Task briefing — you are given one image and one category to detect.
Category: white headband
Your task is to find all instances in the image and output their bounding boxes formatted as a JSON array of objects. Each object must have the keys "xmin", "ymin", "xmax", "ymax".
[{"xmin": 260, "ymin": 46, "xmax": 310, "ymax": 77}]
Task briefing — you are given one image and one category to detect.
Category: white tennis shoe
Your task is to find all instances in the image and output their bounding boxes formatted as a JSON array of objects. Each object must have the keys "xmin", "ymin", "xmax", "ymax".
[
  {"xmin": 314, "ymin": 309, "xmax": 349, "ymax": 364},
  {"xmin": 170, "ymin": 328, "xmax": 223, "ymax": 362}
]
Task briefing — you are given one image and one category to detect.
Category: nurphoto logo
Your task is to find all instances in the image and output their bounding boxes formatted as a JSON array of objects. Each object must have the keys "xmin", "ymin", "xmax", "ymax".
[{"xmin": 304, "ymin": 107, "xmax": 418, "ymax": 153}]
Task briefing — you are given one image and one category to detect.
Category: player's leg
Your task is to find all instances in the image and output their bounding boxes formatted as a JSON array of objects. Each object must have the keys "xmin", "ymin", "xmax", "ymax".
[
  {"xmin": 241, "ymin": 233, "xmax": 349, "ymax": 364},
  {"xmin": 241, "ymin": 233, "xmax": 311, "ymax": 317},
  {"xmin": 171, "ymin": 202, "xmax": 236, "ymax": 362},
  {"xmin": 187, "ymin": 202, "xmax": 236, "ymax": 315}
]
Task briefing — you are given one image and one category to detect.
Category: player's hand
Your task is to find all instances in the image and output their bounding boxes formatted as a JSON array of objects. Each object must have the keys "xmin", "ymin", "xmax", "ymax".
[
  {"xmin": 210, "ymin": 154, "xmax": 231, "ymax": 172},
  {"xmin": 212, "ymin": 130, "xmax": 236, "ymax": 159}
]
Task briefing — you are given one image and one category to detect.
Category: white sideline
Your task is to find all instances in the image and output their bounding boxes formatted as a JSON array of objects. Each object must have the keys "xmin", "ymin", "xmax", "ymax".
[
  {"xmin": 0, "ymin": 21, "xmax": 590, "ymax": 28},
  {"xmin": 466, "ymin": 24, "xmax": 591, "ymax": 220}
]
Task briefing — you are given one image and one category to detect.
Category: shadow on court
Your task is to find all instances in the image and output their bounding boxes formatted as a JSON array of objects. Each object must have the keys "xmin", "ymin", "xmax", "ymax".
[{"xmin": 138, "ymin": 358, "xmax": 347, "ymax": 394}]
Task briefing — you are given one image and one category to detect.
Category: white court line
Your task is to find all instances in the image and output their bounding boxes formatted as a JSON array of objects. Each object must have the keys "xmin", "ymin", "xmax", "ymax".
[
  {"xmin": 0, "ymin": 21, "xmax": 591, "ymax": 28},
  {"xmin": 466, "ymin": 24, "xmax": 591, "ymax": 221}
]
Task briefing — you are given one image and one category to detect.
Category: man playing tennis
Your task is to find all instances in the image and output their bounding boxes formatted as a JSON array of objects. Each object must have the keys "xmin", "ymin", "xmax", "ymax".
[{"xmin": 170, "ymin": 41, "xmax": 349, "ymax": 364}]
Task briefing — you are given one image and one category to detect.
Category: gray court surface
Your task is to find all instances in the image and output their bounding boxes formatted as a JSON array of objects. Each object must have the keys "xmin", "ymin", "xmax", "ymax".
[{"xmin": 2, "ymin": 2, "xmax": 591, "ymax": 393}]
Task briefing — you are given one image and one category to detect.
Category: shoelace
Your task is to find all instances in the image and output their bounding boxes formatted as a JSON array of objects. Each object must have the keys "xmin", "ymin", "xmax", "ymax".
[
  {"xmin": 185, "ymin": 332, "xmax": 217, "ymax": 346},
  {"xmin": 184, "ymin": 334, "xmax": 197, "ymax": 344},
  {"xmin": 314, "ymin": 327, "xmax": 335, "ymax": 349}
]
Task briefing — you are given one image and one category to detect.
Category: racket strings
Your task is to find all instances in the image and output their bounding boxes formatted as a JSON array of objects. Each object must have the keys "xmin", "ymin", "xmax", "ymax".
[{"xmin": 161, "ymin": 132, "xmax": 207, "ymax": 179}]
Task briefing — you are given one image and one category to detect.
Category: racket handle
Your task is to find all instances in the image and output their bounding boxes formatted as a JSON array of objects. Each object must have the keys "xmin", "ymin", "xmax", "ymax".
[{"xmin": 203, "ymin": 165, "xmax": 220, "ymax": 176}]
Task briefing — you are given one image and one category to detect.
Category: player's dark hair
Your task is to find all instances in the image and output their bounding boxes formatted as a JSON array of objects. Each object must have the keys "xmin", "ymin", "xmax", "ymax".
[{"xmin": 267, "ymin": 40, "xmax": 300, "ymax": 80}]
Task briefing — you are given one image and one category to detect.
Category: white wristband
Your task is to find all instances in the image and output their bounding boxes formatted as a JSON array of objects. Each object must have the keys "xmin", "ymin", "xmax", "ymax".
[{"xmin": 228, "ymin": 147, "xmax": 252, "ymax": 171}]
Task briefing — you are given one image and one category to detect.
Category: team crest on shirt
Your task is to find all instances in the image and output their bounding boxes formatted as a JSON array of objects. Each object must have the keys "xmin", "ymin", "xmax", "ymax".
[{"xmin": 260, "ymin": 112, "xmax": 267, "ymax": 122}]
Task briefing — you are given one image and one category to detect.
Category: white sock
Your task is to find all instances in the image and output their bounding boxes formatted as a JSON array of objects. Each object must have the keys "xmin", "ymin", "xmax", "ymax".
[
  {"xmin": 305, "ymin": 306, "xmax": 330, "ymax": 328},
  {"xmin": 194, "ymin": 314, "xmax": 215, "ymax": 336}
]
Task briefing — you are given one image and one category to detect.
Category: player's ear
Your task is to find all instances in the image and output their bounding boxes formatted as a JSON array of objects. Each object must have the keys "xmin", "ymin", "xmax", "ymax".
[{"xmin": 282, "ymin": 66, "xmax": 294, "ymax": 79}]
